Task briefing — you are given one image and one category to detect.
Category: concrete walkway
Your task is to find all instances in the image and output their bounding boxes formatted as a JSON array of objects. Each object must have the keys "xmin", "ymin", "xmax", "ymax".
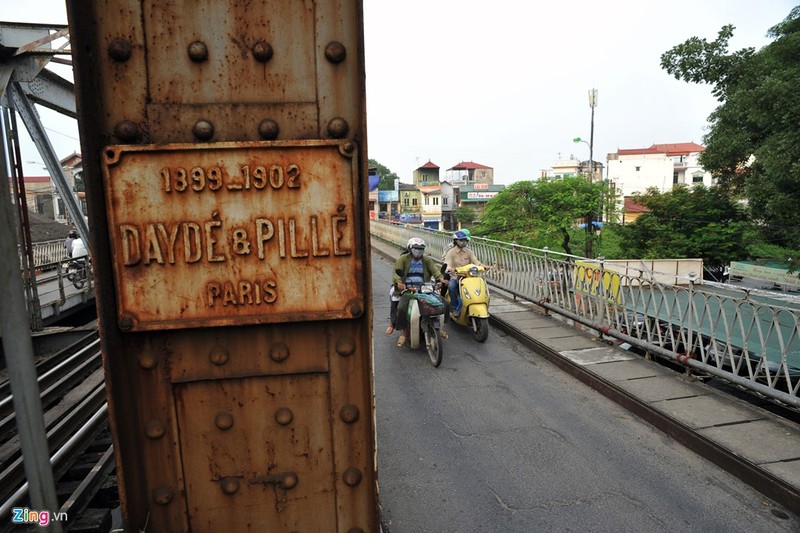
[{"xmin": 370, "ymin": 237, "xmax": 800, "ymax": 513}]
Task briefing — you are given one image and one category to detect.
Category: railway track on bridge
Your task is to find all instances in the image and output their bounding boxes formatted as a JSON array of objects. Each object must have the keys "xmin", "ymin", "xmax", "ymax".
[{"xmin": 0, "ymin": 331, "xmax": 116, "ymax": 532}]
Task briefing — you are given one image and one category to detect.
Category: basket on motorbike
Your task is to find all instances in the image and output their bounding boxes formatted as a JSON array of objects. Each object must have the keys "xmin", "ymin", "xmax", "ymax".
[{"xmin": 409, "ymin": 291, "xmax": 446, "ymax": 317}]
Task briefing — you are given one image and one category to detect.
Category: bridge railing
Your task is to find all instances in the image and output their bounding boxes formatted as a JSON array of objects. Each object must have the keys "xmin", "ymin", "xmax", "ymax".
[
  {"xmin": 21, "ymin": 243, "xmax": 95, "ymax": 329},
  {"xmin": 32, "ymin": 239, "xmax": 70, "ymax": 268},
  {"xmin": 370, "ymin": 220, "xmax": 800, "ymax": 409}
]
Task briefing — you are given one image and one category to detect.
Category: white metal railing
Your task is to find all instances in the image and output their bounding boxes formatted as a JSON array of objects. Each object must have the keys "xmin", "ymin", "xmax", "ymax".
[
  {"xmin": 31, "ymin": 239, "xmax": 70, "ymax": 268},
  {"xmin": 370, "ymin": 220, "xmax": 800, "ymax": 408}
]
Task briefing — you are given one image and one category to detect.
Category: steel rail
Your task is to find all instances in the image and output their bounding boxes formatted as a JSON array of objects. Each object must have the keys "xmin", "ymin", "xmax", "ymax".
[
  {"xmin": 0, "ymin": 382, "xmax": 107, "ymax": 507},
  {"xmin": 0, "ymin": 404, "xmax": 108, "ymax": 521},
  {"xmin": 0, "ymin": 349, "xmax": 102, "ymax": 439}
]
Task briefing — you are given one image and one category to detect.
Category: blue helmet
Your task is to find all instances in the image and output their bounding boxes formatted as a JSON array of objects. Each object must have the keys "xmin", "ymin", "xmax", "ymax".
[{"xmin": 453, "ymin": 230, "xmax": 468, "ymax": 240}]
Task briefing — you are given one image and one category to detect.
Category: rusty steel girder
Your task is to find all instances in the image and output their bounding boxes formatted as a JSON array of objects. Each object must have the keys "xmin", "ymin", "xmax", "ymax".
[{"xmin": 66, "ymin": 1, "xmax": 377, "ymax": 531}]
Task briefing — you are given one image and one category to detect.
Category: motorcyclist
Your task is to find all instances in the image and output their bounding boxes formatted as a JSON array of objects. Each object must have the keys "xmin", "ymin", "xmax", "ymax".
[
  {"xmin": 71, "ymin": 235, "xmax": 88, "ymax": 259},
  {"xmin": 64, "ymin": 229, "xmax": 78, "ymax": 257},
  {"xmin": 388, "ymin": 237, "xmax": 445, "ymax": 347},
  {"xmin": 443, "ymin": 230, "xmax": 485, "ymax": 315}
]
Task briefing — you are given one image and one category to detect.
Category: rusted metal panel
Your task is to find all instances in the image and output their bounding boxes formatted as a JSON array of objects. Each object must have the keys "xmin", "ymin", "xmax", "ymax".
[
  {"xmin": 144, "ymin": 2, "xmax": 317, "ymax": 106},
  {"xmin": 166, "ymin": 323, "xmax": 331, "ymax": 384},
  {"xmin": 102, "ymin": 140, "xmax": 363, "ymax": 331},
  {"xmin": 175, "ymin": 374, "xmax": 335, "ymax": 531},
  {"xmin": 67, "ymin": 0, "xmax": 378, "ymax": 530}
]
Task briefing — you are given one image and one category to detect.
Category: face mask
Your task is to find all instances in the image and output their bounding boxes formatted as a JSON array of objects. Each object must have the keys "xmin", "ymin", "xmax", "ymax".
[
  {"xmin": 411, "ymin": 247, "xmax": 424, "ymax": 259},
  {"xmin": 456, "ymin": 240, "xmax": 467, "ymax": 248}
]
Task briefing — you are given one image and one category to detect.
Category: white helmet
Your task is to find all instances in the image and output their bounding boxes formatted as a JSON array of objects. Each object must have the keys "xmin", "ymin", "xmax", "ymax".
[{"xmin": 407, "ymin": 237, "xmax": 425, "ymax": 250}]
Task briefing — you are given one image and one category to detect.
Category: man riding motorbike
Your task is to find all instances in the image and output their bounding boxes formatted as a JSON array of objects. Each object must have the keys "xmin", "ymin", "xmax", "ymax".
[
  {"xmin": 388, "ymin": 237, "xmax": 445, "ymax": 347},
  {"xmin": 443, "ymin": 230, "xmax": 485, "ymax": 316}
]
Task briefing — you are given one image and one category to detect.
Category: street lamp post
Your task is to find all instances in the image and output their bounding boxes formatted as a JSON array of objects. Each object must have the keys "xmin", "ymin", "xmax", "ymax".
[{"xmin": 574, "ymin": 88, "xmax": 599, "ymax": 257}]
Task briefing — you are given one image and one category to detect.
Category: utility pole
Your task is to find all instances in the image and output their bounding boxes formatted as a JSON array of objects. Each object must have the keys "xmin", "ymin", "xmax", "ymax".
[{"xmin": 586, "ymin": 88, "xmax": 598, "ymax": 257}]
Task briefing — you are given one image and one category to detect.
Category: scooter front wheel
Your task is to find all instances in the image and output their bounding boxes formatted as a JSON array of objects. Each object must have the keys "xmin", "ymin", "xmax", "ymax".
[
  {"xmin": 425, "ymin": 323, "xmax": 443, "ymax": 367},
  {"xmin": 471, "ymin": 317, "xmax": 489, "ymax": 343}
]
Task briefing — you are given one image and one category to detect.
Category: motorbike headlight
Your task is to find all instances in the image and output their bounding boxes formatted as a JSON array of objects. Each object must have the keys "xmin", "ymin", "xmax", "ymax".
[
  {"xmin": 421, "ymin": 284, "xmax": 433, "ymax": 294},
  {"xmin": 469, "ymin": 266, "xmax": 479, "ymax": 277}
]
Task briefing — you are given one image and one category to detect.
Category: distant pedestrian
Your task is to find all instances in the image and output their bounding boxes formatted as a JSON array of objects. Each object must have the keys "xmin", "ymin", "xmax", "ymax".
[{"xmin": 64, "ymin": 229, "xmax": 78, "ymax": 257}]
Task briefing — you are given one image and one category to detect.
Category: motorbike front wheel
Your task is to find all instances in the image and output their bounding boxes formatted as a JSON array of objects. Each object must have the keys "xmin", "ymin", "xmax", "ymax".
[
  {"xmin": 424, "ymin": 322, "xmax": 443, "ymax": 367},
  {"xmin": 471, "ymin": 317, "xmax": 489, "ymax": 343}
]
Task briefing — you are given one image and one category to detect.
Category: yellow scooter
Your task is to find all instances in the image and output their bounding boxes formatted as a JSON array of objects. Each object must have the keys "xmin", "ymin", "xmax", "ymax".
[{"xmin": 445, "ymin": 264, "xmax": 490, "ymax": 342}]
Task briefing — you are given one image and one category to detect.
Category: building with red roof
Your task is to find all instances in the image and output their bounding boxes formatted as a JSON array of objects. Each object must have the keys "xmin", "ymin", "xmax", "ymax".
[{"xmin": 607, "ymin": 142, "xmax": 712, "ymax": 198}]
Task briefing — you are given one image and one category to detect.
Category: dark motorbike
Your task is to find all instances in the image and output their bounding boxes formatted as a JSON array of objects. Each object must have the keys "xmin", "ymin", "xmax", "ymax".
[{"xmin": 66, "ymin": 257, "xmax": 89, "ymax": 289}]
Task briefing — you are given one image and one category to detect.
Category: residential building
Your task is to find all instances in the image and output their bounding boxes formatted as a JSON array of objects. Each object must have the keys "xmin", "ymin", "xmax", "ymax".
[
  {"xmin": 440, "ymin": 181, "xmax": 457, "ymax": 231},
  {"xmin": 606, "ymin": 142, "xmax": 712, "ymax": 198},
  {"xmin": 398, "ymin": 182, "xmax": 422, "ymax": 224},
  {"xmin": 549, "ymin": 155, "xmax": 604, "ymax": 181},
  {"xmin": 457, "ymin": 183, "xmax": 505, "ymax": 225},
  {"xmin": 445, "ymin": 161, "xmax": 494, "ymax": 186},
  {"xmin": 411, "ymin": 161, "xmax": 442, "ymax": 229},
  {"xmin": 413, "ymin": 160, "xmax": 441, "ymax": 186}
]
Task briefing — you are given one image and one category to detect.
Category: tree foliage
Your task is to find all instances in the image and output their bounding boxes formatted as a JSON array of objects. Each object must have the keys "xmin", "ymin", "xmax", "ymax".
[
  {"xmin": 454, "ymin": 206, "xmax": 477, "ymax": 225},
  {"xmin": 477, "ymin": 177, "xmax": 604, "ymax": 256},
  {"xmin": 618, "ymin": 185, "xmax": 751, "ymax": 272},
  {"xmin": 368, "ymin": 159, "xmax": 400, "ymax": 190},
  {"xmin": 661, "ymin": 7, "xmax": 800, "ymax": 249}
]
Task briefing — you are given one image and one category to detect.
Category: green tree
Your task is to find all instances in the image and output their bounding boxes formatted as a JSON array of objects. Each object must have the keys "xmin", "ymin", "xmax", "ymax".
[
  {"xmin": 368, "ymin": 159, "xmax": 400, "ymax": 190},
  {"xmin": 477, "ymin": 177, "xmax": 605, "ymax": 256},
  {"xmin": 661, "ymin": 7, "xmax": 800, "ymax": 249},
  {"xmin": 618, "ymin": 185, "xmax": 751, "ymax": 276},
  {"xmin": 454, "ymin": 206, "xmax": 477, "ymax": 226}
]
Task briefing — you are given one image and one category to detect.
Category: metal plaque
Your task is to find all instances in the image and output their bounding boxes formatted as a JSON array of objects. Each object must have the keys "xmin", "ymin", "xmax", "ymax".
[{"xmin": 102, "ymin": 140, "xmax": 362, "ymax": 331}]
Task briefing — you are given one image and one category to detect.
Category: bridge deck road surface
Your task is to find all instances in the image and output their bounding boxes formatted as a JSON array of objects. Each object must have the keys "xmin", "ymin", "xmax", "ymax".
[{"xmin": 369, "ymin": 239, "xmax": 800, "ymax": 532}]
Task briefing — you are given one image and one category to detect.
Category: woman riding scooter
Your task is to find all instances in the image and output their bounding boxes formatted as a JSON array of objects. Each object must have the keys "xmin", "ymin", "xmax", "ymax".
[
  {"xmin": 443, "ymin": 231, "xmax": 491, "ymax": 342},
  {"xmin": 443, "ymin": 231, "xmax": 484, "ymax": 316}
]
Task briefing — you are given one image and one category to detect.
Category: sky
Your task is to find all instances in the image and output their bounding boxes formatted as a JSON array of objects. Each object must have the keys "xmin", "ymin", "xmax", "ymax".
[{"xmin": 3, "ymin": 0, "xmax": 797, "ymax": 184}]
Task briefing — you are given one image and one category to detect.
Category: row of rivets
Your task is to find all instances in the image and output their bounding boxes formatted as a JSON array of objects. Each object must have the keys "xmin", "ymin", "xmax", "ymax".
[
  {"xmin": 112, "ymin": 115, "xmax": 349, "ymax": 142},
  {"xmin": 109, "ymin": 38, "xmax": 346, "ymax": 65},
  {"xmin": 109, "ymin": 37, "xmax": 348, "ymax": 141}
]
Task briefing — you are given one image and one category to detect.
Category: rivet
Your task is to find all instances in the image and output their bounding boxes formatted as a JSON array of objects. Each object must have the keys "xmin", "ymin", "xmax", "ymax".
[
  {"xmin": 187, "ymin": 41, "xmax": 209, "ymax": 62},
  {"xmin": 193, "ymin": 119, "xmax": 214, "ymax": 141},
  {"xmin": 343, "ymin": 142, "xmax": 355, "ymax": 154},
  {"xmin": 258, "ymin": 119, "xmax": 280, "ymax": 140},
  {"xmin": 340, "ymin": 404, "xmax": 359, "ymax": 424},
  {"xmin": 326, "ymin": 117, "xmax": 349, "ymax": 139},
  {"xmin": 114, "ymin": 121, "xmax": 140, "ymax": 143},
  {"xmin": 336, "ymin": 336, "xmax": 356, "ymax": 357},
  {"xmin": 349, "ymin": 303, "xmax": 362, "ymax": 317},
  {"xmin": 282, "ymin": 472, "xmax": 298, "ymax": 489},
  {"xmin": 138, "ymin": 352, "xmax": 158, "ymax": 370},
  {"xmin": 342, "ymin": 467, "xmax": 362, "ymax": 487},
  {"xmin": 209, "ymin": 347, "xmax": 229, "ymax": 366},
  {"xmin": 252, "ymin": 40, "xmax": 274, "ymax": 63},
  {"xmin": 270, "ymin": 342, "xmax": 289, "ymax": 363},
  {"xmin": 108, "ymin": 38, "xmax": 132, "ymax": 62},
  {"xmin": 145, "ymin": 419, "xmax": 166, "ymax": 439},
  {"xmin": 324, "ymin": 41, "xmax": 347, "ymax": 64},
  {"xmin": 215, "ymin": 412, "xmax": 234, "ymax": 430},
  {"xmin": 275, "ymin": 407, "xmax": 293, "ymax": 425},
  {"xmin": 152, "ymin": 485, "xmax": 174, "ymax": 505},
  {"xmin": 220, "ymin": 477, "xmax": 240, "ymax": 495}
]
